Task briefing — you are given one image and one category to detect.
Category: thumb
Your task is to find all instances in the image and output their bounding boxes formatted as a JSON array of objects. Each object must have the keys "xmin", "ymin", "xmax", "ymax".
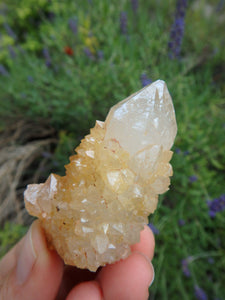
[{"xmin": 0, "ymin": 220, "xmax": 63, "ymax": 300}]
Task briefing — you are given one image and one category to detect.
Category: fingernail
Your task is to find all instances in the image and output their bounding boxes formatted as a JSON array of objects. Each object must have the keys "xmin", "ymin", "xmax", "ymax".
[
  {"xmin": 148, "ymin": 261, "xmax": 155, "ymax": 287},
  {"xmin": 139, "ymin": 253, "xmax": 155, "ymax": 287},
  {"xmin": 133, "ymin": 251, "xmax": 155, "ymax": 287},
  {"xmin": 16, "ymin": 223, "xmax": 37, "ymax": 285}
]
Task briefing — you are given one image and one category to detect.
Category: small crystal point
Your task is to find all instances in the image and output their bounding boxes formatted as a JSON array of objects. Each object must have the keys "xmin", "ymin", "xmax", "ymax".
[
  {"xmin": 105, "ymin": 80, "xmax": 177, "ymax": 155},
  {"xmin": 24, "ymin": 80, "xmax": 177, "ymax": 271}
]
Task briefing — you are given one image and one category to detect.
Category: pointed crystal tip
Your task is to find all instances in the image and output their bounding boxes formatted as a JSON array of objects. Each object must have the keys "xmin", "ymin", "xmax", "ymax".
[{"xmin": 105, "ymin": 80, "xmax": 177, "ymax": 156}]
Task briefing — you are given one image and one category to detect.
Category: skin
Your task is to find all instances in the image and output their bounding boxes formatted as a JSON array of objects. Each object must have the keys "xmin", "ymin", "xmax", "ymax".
[{"xmin": 0, "ymin": 221, "xmax": 155, "ymax": 300}]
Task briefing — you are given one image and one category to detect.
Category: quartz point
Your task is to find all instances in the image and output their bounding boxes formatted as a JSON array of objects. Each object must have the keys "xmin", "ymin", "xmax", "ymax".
[{"xmin": 24, "ymin": 80, "xmax": 177, "ymax": 272}]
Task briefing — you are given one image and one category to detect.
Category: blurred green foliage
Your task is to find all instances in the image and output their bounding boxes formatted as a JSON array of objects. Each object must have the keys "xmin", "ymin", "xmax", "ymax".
[
  {"xmin": 0, "ymin": 222, "xmax": 27, "ymax": 258},
  {"xmin": 0, "ymin": 0, "xmax": 224, "ymax": 299}
]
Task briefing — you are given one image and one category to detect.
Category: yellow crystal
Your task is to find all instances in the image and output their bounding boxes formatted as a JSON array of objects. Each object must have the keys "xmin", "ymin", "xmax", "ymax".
[{"xmin": 24, "ymin": 80, "xmax": 177, "ymax": 271}]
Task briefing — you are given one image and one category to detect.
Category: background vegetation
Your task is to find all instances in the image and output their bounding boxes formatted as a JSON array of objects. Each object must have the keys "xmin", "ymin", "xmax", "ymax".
[{"xmin": 0, "ymin": 0, "xmax": 224, "ymax": 299}]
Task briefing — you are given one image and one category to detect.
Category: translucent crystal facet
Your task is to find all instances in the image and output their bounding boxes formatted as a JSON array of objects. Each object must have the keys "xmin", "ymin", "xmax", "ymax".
[
  {"xmin": 24, "ymin": 80, "xmax": 177, "ymax": 271},
  {"xmin": 105, "ymin": 80, "xmax": 177, "ymax": 155}
]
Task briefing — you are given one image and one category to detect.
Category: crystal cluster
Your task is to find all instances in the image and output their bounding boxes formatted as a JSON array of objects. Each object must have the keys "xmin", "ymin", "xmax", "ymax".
[{"xmin": 24, "ymin": 80, "xmax": 177, "ymax": 271}]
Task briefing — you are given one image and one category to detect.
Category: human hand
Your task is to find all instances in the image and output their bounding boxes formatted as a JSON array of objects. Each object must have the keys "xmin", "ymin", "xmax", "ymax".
[{"xmin": 0, "ymin": 221, "xmax": 155, "ymax": 300}]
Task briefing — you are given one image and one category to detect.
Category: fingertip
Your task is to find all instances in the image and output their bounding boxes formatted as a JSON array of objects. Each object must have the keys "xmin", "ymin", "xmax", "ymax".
[
  {"xmin": 131, "ymin": 225, "xmax": 155, "ymax": 260},
  {"xmin": 137, "ymin": 251, "xmax": 155, "ymax": 287},
  {"xmin": 67, "ymin": 280, "xmax": 103, "ymax": 300},
  {"xmin": 23, "ymin": 220, "xmax": 63, "ymax": 298},
  {"xmin": 97, "ymin": 251, "xmax": 154, "ymax": 300},
  {"xmin": 28, "ymin": 220, "xmax": 64, "ymax": 298},
  {"xmin": 32, "ymin": 219, "xmax": 63, "ymax": 270}
]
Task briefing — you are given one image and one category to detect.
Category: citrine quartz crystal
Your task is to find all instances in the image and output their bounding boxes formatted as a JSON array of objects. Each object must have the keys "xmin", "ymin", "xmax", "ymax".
[{"xmin": 24, "ymin": 80, "xmax": 177, "ymax": 271}]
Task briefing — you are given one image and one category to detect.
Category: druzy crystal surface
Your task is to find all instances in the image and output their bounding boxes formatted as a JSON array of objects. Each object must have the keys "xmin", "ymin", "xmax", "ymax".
[{"xmin": 24, "ymin": 80, "xmax": 177, "ymax": 271}]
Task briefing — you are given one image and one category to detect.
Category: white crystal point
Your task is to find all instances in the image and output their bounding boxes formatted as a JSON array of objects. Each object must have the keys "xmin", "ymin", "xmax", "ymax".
[{"xmin": 104, "ymin": 80, "xmax": 177, "ymax": 156}]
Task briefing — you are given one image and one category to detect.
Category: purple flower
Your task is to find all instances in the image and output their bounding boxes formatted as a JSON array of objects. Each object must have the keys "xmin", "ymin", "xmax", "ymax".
[
  {"xmin": 97, "ymin": 50, "xmax": 104, "ymax": 60},
  {"xmin": 178, "ymin": 219, "xmax": 185, "ymax": 226},
  {"xmin": 21, "ymin": 93, "xmax": 26, "ymax": 98},
  {"xmin": 183, "ymin": 150, "xmax": 190, "ymax": 155},
  {"xmin": 207, "ymin": 194, "xmax": 225, "ymax": 218},
  {"xmin": 83, "ymin": 47, "xmax": 94, "ymax": 60},
  {"xmin": 4, "ymin": 23, "xmax": 17, "ymax": 40},
  {"xmin": 43, "ymin": 47, "xmax": 51, "ymax": 67},
  {"xmin": 120, "ymin": 12, "xmax": 128, "ymax": 35},
  {"xmin": 216, "ymin": 0, "xmax": 224, "ymax": 12},
  {"xmin": 42, "ymin": 151, "xmax": 52, "ymax": 158},
  {"xmin": 194, "ymin": 285, "xmax": 208, "ymax": 300},
  {"xmin": 148, "ymin": 223, "xmax": 159, "ymax": 235},
  {"xmin": 17, "ymin": 45, "xmax": 26, "ymax": 55},
  {"xmin": 68, "ymin": 17, "xmax": 78, "ymax": 35},
  {"xmin": 140, "ymin": 73, "xmax": 152, "ymax": 87},
  {"xmin": 47, "ymin": 11, "xmax": 55, "ymax": 21},
  {"xmin": 175, "ymin": 148, "xmax": 181, "ymax": 154},
  {"xmin": 0, "ymin": 64, "xmax": 9, "ymax": 76},
  {"xmin": 189, "ymin": 175, "xmax": 198, "ymax": 183},
  {"xmin": 168, "ymin": 0, "xmax": 188, "ymax": 59},
  {"xmin": 0, "ymin": 3, "xmax": 8, "ymax": 16},
  {"xmin": 8, "ymin": 45, "xmax": 16, "ymax": 59},
  {"xmin": 27, "ymin": 75, "xmax": 34, "ymax": 83},
  {"xmin": 181, "ymin": 258, "xmax": 191, "ymax": 277},
  {"xmin": 52, "ymin": 160, "xmax": 59, "ymax": 166},
  {"xmin": 131, "ymin": 0, "xmax": 138, "ymax": 14},
  {"xmin": 207, "ymin": 257, "xmax": 214, "ymax": 264}
]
